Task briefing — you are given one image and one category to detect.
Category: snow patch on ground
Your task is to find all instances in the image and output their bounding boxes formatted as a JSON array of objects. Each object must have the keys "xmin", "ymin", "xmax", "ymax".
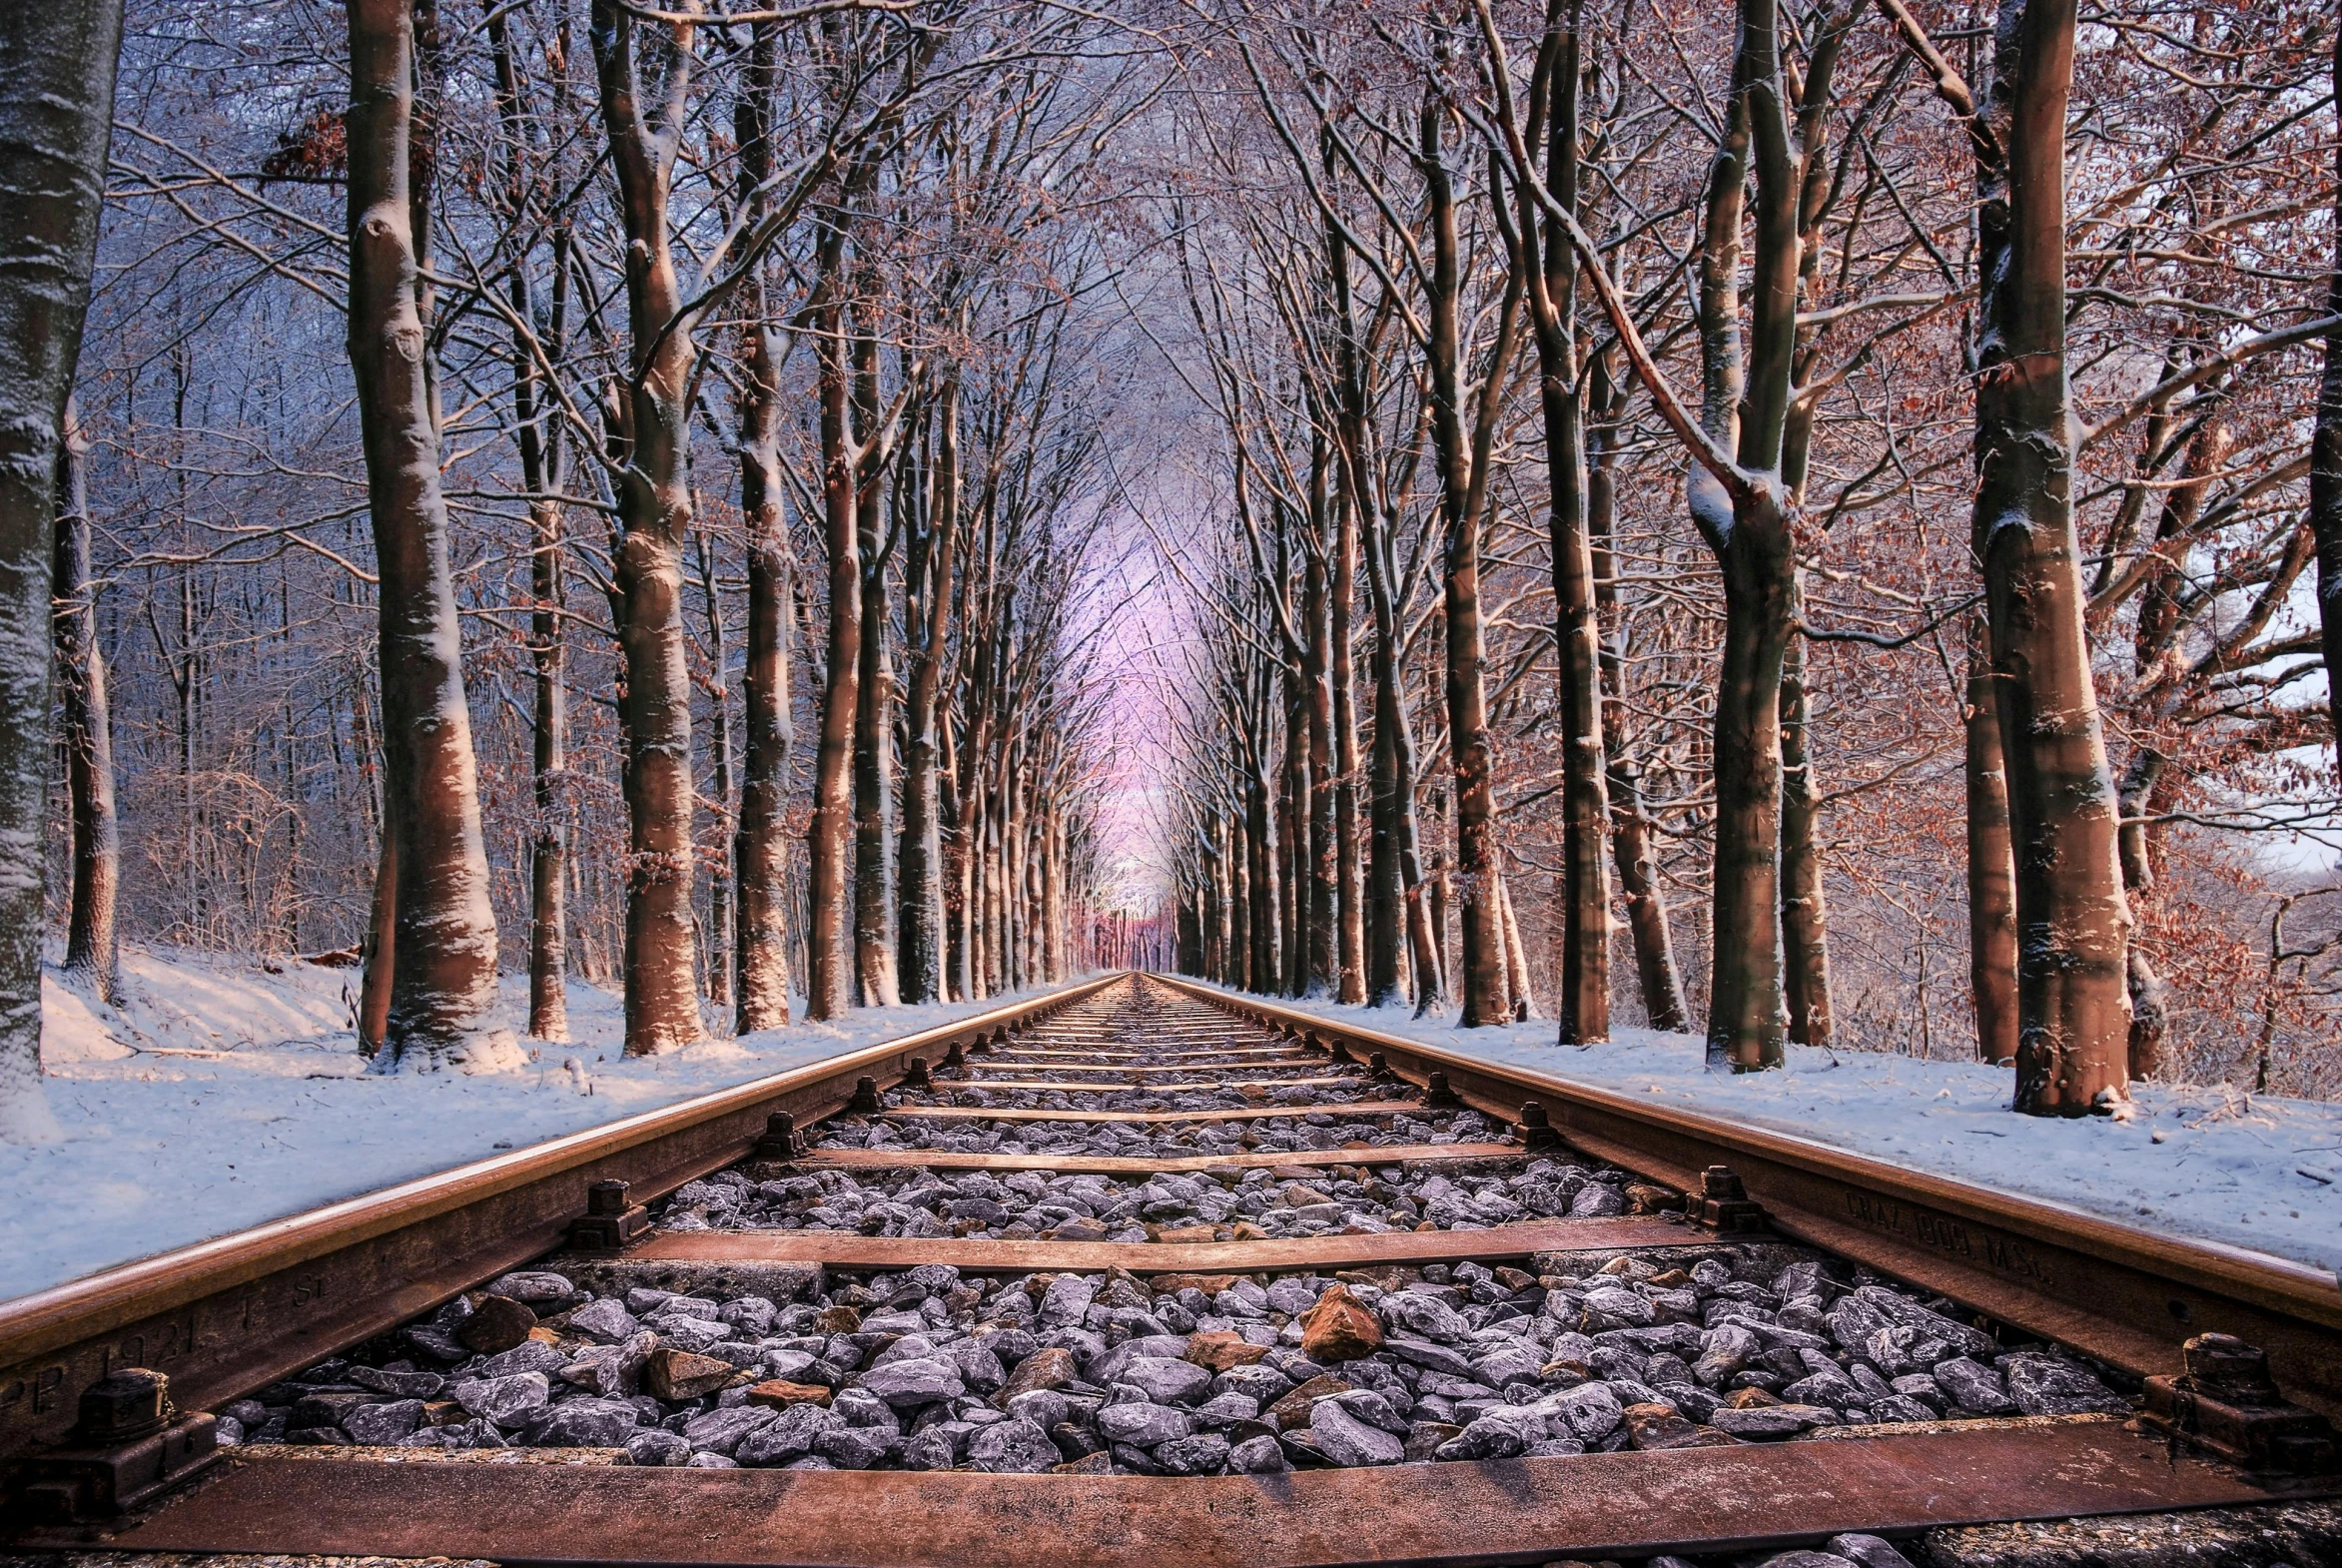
[
  {"xmin": 8, "ymin": 947, "xmax": 1058, "ymax": 1302},
  {"xmin": 1227, "ymin": 986, "xmax": 2342, "ymax": 1277}
]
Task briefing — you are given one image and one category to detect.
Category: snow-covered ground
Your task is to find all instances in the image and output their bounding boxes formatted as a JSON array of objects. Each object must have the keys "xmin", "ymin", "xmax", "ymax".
[
  {"xmin": 1208, "ymin": 985, "xmax": 2342, "ymax": 1279},
  {"xmin": 10, "ymin": 948, "xmax": 1058, "ymax": 1302}
]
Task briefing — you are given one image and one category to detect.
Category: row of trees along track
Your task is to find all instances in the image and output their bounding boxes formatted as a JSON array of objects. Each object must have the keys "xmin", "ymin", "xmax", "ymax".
[
  {"xmin": 1158, "ymin": 0, "xmax": 2342, "ymax": 1115},
  {"xmin": 4, "ymin": 0, "xmax": 2342, "ymax": 1126},
  {"xmin": 0, "ymin": 0, "xmax": 1148, "ymax": 1114}
]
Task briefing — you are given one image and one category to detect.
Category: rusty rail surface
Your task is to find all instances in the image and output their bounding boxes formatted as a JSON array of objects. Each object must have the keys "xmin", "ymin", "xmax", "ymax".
[
  {"xmin": 0, "ymin": 976, "xmax": 1117, "ymax": 1461},
  {"xmin": 23, "ymin": 1418, "xmax": 2329, "ymax": 1566},
  {"xmin": 1162, "ymin": 977, "xmax": 2342, "ymax": 1419}
]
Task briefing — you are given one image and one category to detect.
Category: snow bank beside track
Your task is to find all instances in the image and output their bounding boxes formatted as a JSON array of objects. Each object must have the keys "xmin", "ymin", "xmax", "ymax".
[
  {"xmin": 9, "ymin": 947, "xmax": 1049, "ymax": 1301},
  {"xmin": 1200, "ymin": 985, "xmax": 2342, "ymax": 1279}
]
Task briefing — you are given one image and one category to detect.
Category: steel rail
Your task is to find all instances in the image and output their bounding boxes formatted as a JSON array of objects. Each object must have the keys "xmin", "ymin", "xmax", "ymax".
[
  {"xmin": 22, "ymin": 1419, "xmax": 2328, "ymax": 1565},
  {"xmin": 0, "ymin": 976, "xmax": 1118, "ymax": 1461},
  {"xmin": 1162, "ymin": 977, "xmax": 2342, "ymax": 1417}
]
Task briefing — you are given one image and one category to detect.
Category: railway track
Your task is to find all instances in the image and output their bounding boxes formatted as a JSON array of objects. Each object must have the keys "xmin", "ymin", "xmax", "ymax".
[{"xmin": 3, "ymin": 972, "xmax": 2339, "ymax": 1566}]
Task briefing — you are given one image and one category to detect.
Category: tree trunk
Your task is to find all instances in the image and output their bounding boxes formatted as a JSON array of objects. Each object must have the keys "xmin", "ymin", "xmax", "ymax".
[
  {"xmin": 850, "ymin": 329, "xmax": 899, "ymax": 1010},
  {"xmin": 1281, "ymin": 651, "xmax": 1308, "ymax": 997},
  {"xmin": 487, "ymin": 5, "xmax": 568, "ymax": 1043},
  {"xmin": 1421, "ymin": 91, "xmax": 1515, "ymax": 1027},
  {"xmin": 696, "ymin": 530, "xmax": 734, "ymax": 1010},
  {"xmin": 591, "ymin": 0, "xmax": 702, "ymax": 1054},
  {"xmin": 1964, "ymin": 619, "xmax": 2018, "ymax": 1064},
  {"xmin": 53, "ymin": 397, "xmax": 117, "ymax": 1001},
  {"xmin": 732, "ymin": 314, "xmax": 793, "ymax": 1032},
  {"xmin": 359, "ymin": 814, "xmax": 395, "ymax": 1052},
  {"xmin": 805, "ymin": 218, "xmax": 860, "ymax": 1021},
  {"xmin": 899, "ymin": 379, "xmax": 956, "ymax": 1004},
  {"xmin": 0, "ymin": 0, "xmax": 118, "ymax": 1139},
  {"xmin": 1304, "ymin": 443, "xmax": 1337, "ymax": 998},
  {"xmin": 1330, "ymin": 472, "xmax": 1365, "ymax": 1004},
  {"xmin": 350, "ymin": 0, "xmax": 510, "ymax": 1069},
  {"xmin": 1516, "ymin": 0, "xmax": 1613, "ymax": 1046},
  {"xmin": 730, "ymin": 19, "xmax": 791, "ymax": 1033},
  {"xmin": 1706, "ymin": 519, "xmax": 1796, "ymax": 1071},
  {"xmin": 1587, "ymin": 370, "xmax": 1687, "ymax": 1031},
  {"xmin": 1778, "ymin": 622, "xmax": 1832, "ymax": 1048},
  {"xmin": 1974, "ymin": 0, "xmax": 2132, "ymax": 1114},
  {"xmin": 2312, "ymin": 25, "xmax": 2342, "ymax": 838}
]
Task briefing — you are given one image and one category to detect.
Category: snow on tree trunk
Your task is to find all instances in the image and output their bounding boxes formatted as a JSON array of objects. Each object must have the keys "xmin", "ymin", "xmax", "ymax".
[
  {"xmin": 591, "ymin": 0, "xmax": 703, "ymax": 1056},
  {"xmin": 0, "ymin": 0, "xmax": 120, "ymax": 1140},
  {"xmin": 347, "ymin": 0, "xmax": 516, "ymax": 1073},
  {"xmin": 1973, "ymin": 0, "xmax": 2133, "ymax": 1115},
  {"xmin": 54, "ymin": 396, "xmax": 118, "ymax": 1003}
]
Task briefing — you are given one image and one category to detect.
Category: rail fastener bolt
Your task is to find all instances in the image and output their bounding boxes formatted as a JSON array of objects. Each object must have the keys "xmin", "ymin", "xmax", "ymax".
[
  {"xmin": 1422, "ymin": 1071, "xmax": 1463, "ymax": 1110},
  {"xmin": 905, "ymin": 1056, "xmax": 932, "ymax": 1090},
  {"xmin": 943, "ymin": 1037, "xmax": 967, "ymax": 1069},
  {"xmin": 6, "ymin": 1369, "xmax": 222, "ymax": 1524},
  {"xmin": 568, "ymin": 1177, "xmax": 651, "ymax": 1250},
  {"xmin": 850, "ymin": 1076, "xmax": 885, "ymax": 1115},
  {"xmin": 1514, "ymin": 1100, "xmax": 1563, "ymax": 1154},
  {"xmin": 2141, "ymin": 1333, "xmax": 2340, "ymax": 1475},
  {"xmin": 1688, "ymin": 1165, "xmax": 1767, "ymax": 1233},
  {"xmin": 753, "ymin": 1111, "xmax": 809, "ymax": 1162}
]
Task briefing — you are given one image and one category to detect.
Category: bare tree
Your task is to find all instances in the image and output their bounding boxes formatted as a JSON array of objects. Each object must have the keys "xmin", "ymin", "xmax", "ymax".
[
  {"xmin": 53, "ymin": 395, "xmax": 117, "ymax": 1003},
  {"xmin": 0, "ymin": 0, "xmax": 120, "ymax": 1135},
  {"xmin": 349, "ymin": 0, "xmax": 512, "ymax": 1069},
  {"xmin": 1970, "ymin": 0, "xmax": 2133, "ymax": 1112}
]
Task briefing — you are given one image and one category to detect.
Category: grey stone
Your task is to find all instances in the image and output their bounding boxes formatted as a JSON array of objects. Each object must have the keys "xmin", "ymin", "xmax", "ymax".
[
  {"xmin": 1119, "ymin": 1355, "xmax": 1213, "ymax": 1407},
  {"xmin": 737, "ymin": 1402, "xmax": 841, "ymax": 1466},
  {"xmin": 1997, "ymin": 1352, "xmax": 2127, "ymax": 1416},
  {"xmin": 1228, "ymin": 1433, "xmax": 1287, "ymax": 1472},
  {"xmin": 565, "ymin": 1298, "xmax": 641, "ymax": 1347},
  {"xmin": 480, "ymin": 1340, "xmax": 569, "ymax": 1379},
  {"xmin": 1539, "ymin": 1381, "xmax": 1624, "ymax": 1441},
  {"xmin": 832, "ymin": 1387, "xmax": 898, "ymax": 1427},
  {"xmin": 1694, "ymin": 1324, "xmax": 1762, "ymax": 1385},
  {"xmin": 1380, "ymin": 1291, "xmax": 1470, "ymax": 1342},
  {"xmin": 861, "ymin": 1357, "xmax": 966, "ymax": 1408},
  {"xmin": 1867, "ymin": 1394, "xmax": 1940, "ymax": 1423},
  {"xmin": 812, "ymin": 1425, "xmax": 902, "ymax": 1470},
  {"xmin": 1434, "ymin": 1406, "xmax": 1546, "ymax": 1461},
  {"xmin": 1040, "ymin": 1275, "xmax": 1100, "ymax": 1325},
  {"xmin": 1154, "ymin": 1432, "xmax": 1233, "ymax": 1474},
  {"xmin": 1006, "ymin": 1389, "xmax": 1071, "ymax": 1430},
  {"xmin": 625, "ymin": 1429, "xmax": 691, "ymax": 1466},
  {"xmin": 533, "ymin": 1397, "xmax": 640, "ymax": 1448},
  {"xmin": 901, "ymin": 1426, "xmax": 959, "ymax": 1471},
  {"xmin": 1325, "ymin": 1388, "xmax": 1408, "ymax": 1435},
  {"xmin": 1469, "ymin": 1341, "xmax": 1546, "ymax": 1388},
  {"xmin": 1852, "ymin": 1285, "xmax": 1996, "ymax": 1358},
  {"xmin": 1569, "ymin": 1182, "xmax": 1626, "ymax": 1217},
  {"xmin": 682, "ymin": 1404, "xmax": 778, "ymax": 1456},
  {"xmin": 1709, "ymin": 1403, "xmax": 1838, "ymax": 1438},
  {"xmin": 1097, "ymin": 1400, "xmax": 1192, "ymax": 1446},
  {"xmin": 1825, "ymin": 1534, "xmax": 1917, "ymax": 1568},
  {"xmin": 1380, "ymin": 1336, "xmax": 1473, "ymax": 1377},
  {"xmin": 686, "ymin": 1451, "xmax": 739, "ymax": 1467},
  {"xmin": 346, "ymin": 1366, "xmax": 444, "ymax": 1399},
  {"xmin": 491, "ymin": 1270, "xmax": 581, "ymax": 1307},
  {"xmin": 1309, "ymin": 1399, "xmax": 1404, "ymax": 1465},
  {"xmin": 452, "ymin": 1371, "xmax": 552, "ymax": 1428},
  {"xmin": 968, "ymin": 1416, "xmax": 1062, "ymax": 1473},
  {"xmin": 1933, "ymin": 1356, "xmax": 2018, "ymax": 1415},
  {"xmin": 341, "ymin": 1399, "xmax": 424, "ymax": 1445}
]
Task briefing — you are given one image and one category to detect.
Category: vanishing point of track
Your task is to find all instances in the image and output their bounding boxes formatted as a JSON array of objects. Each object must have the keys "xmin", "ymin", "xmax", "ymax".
[{"xmin": 2, "ymin": 972, "xmax": 2338, "ymax": 1565}]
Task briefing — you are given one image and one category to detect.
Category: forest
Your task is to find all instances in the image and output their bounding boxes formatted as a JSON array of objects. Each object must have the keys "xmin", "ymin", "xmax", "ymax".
[{"xmin": 0, "ymin": 0, "xmax": 2337, "ymax": 1133}]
